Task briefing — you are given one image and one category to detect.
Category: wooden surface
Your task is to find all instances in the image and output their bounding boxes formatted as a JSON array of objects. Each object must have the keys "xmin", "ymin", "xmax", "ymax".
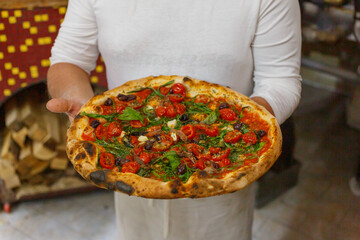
[{"xmin": 0, "ymin": 0, "xmax": 67, "ymax": 9}]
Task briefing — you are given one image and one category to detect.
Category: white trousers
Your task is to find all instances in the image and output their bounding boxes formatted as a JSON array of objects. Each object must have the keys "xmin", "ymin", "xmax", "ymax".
[{"xmin": 115, "ymin": 184, "xmax": 255, "ymax": 240}]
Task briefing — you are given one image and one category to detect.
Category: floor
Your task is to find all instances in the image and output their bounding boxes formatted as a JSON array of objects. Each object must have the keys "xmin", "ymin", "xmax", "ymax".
[{"xmin": 0, "ymin": 84, "xmax": 360, "ymax": 240}]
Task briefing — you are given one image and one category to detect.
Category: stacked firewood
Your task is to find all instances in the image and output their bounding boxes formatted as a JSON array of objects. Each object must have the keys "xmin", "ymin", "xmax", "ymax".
[{"xmin": 0, "ymin": 89, "xmax": 89, "ymax": 200}]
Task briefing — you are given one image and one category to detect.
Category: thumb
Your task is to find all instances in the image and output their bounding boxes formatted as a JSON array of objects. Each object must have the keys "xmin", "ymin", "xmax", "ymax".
[{"xmin": 46, "ymin": 98, "xmax": 71, "ymax": 113}]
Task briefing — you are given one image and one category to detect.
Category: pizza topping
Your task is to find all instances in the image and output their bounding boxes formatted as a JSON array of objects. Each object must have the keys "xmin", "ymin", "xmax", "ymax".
[
  {"xmin": 80, "ymin": 80, "xmax": 272, "ymax": 182},
  {"xmin": 99, "ymin": 152, "xmax": 115, "ymax": 169}
]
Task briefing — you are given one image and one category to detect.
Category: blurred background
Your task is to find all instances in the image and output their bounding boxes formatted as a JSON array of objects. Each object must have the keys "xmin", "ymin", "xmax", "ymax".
[{"xmin": 0, "ymin": 0, "xmax": 359, "ymax": 239}]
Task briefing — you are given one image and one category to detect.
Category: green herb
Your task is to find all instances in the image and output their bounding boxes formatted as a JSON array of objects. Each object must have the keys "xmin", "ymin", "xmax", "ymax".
[
  {"xmin": 137, "ymin": 167, "xmax": 152, "ymax": 177},
  {"xmin": 80, "ymin": 112, "xmax": 118, "ymax": 122},
  {"xmin": 95, "ymin": 137, "xmax": 131, "ymax": 158},
  {"xmin": 179, "ymin": 165, "xmax": 196, "ymax": 182},
  {"xmin": 201, "ymin": 110, "xmax": 219, "ymax": 125},
  {"xmin": 185, "ymin": 102, "xmax": 212, "ymax": 114},
  {"xmin": 127, "ymin": 80, "xmax": 174, "ymax": 98},
  {"xmin": 117, "ymin": 107, "xmax": 144, "ymax": 123},
  {"xmin": 239, "ymin": 106, "xmax": 249, "ymax": 119}
]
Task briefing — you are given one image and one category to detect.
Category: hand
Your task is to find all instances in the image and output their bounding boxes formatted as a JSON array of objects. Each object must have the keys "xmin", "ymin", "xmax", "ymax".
[
  {"xmin": 46, "ymin": 97, "xmax": 87, "ymax": 122},
  {"xmin": 251, "ymin": 96, "xmax": 275, "ymax": 116}
]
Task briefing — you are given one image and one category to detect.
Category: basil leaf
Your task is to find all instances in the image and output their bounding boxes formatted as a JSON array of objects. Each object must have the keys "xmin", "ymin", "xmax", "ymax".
[
  {"xmin": 80, "ymin": 112, "xmax": 118, "ymax": 122},
  {"xmin": 117, "ymin": 107, "xmax": 144, "ymax": 122},
  {"xmin": 201, "ymin": 110, "xmax": 219, "ymax": 125},
  {"xmin": 255, "ymin": 141, "xmax": 266, "ymax": 152}
]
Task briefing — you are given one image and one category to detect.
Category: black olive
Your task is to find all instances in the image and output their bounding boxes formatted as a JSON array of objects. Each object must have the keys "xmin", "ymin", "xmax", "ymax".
[
  {"xmin": 233, "ymin": 122, "xmax": 244, "ymax": 131},
  {"xmin": 130, "ymin": 132, "xmax": 148, "ymax": 136},
  {"xmin": 212, "ymin": 162, "xmax": 220, "ymax": 169},
  {"xmin": 177, "ymin": 164, "xmax": 187, "ymax": 175},
  {"xmin": 169, "ymin": 88, "xmax": 174, "ymax": 94},
  {"xmin": 257, "ymin": 130, "xmax": 266, "ymax": 138},
  {"xmin": 117, "ymin": 94, "xmax": 128, "ymax": 101},
  {"xmin": 219, "ymin": 102, "xmax": 230, "ymax": 110},
  {"xmin": 126, "ymin": 95, "xmax": 137, "ymax": 101},
  {"xmin": 179, "ymin": 114, "xmax": 189, "ymax": 122},
  {"xmin": 189, "ymin": 139, "xmax": 198, "ymax": 144},
  {"xmin": 104, "ymin": 98, "xmax": 113, "ymax": 106},
  {"xmin": 153, "ymin": 134, "xmax": 161, "ymax": 142},
  {"xmin": 115, "ymin": 157, "xmax": 130, "ymax": 167},
  {"xmin": 90, "ymin": 120, "xmax": 100, "ymax": 128},
  {"xmin": 144, "ymin": 140, "xmax": 154, "ymax": 151}
]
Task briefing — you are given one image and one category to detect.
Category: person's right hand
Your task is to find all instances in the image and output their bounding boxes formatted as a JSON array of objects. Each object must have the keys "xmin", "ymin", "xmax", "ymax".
[{"xmin": 46, "ymin": 97, "xmax": 87, "ymax": 122}]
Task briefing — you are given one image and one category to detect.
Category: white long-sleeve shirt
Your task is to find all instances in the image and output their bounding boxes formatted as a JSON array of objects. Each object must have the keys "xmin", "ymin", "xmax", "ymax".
[
  {"xmin": 50, "ymin": 1, "xmax": 302, "ymax": 239},
  {"xmin": 50, "ymin": 0, "xmax": 302, "ymax": 124}
]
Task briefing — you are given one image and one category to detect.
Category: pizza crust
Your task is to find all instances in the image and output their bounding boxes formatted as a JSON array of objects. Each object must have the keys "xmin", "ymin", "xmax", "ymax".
[{"xmin": 66, "ymin": 75, "xmax": 282, "ymax": 199}]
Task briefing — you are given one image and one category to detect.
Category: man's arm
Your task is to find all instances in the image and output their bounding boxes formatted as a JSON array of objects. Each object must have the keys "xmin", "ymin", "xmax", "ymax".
[{"xmin": 46, "ymin": 63, "xmax": 94, "ymax": 121}]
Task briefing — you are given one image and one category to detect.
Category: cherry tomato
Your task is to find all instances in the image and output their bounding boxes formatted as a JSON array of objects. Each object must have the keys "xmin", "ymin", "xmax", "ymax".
[
  {"xmin": 131, "ymin": 136, "xmax": 139, "ymax": 146},
  {"xmin": 165, "ymin": 105, "xmax": 177, "ymax": 118},
  {"xmin": 194, "ymin": 94, "xmax": 210, "ymax": 104},
  {"xmin": 95, "ymin": 123, "xmax": 108, "ymax": 140},
  {"xmin": 205, "ymin": 125, "xmax": 219, "ymax": 137},
  {"xmin": 159, "ymin": 86, "xmax": 171, "ymax": 95},
  {"xmin": 218, "ymin": 158, "xmax": 231, "ymax": 168},
  {"xmin": 140, "ymin": 152, "xmax": 152, "ymax": 164},
  {"xmin": 219, "ymin": 108, "xmax": 238, "ymax": 121},
  {"xmin": 224, "ymin": 130, "xmax": 242, "ymax": 144},
  {"xmin": 115, "ymin": 104, "xmax": 126, "ymax": 114},
  {"xmin": 107, "ymin": 122, "xmax": 122, "ymax": 138},
  {"xmin": 180, "ymin": 124, "xmax": 196, "ymax": 139},
  {"xmin": 155, "ymin": 106, "xmax": 166, "ymax": 117},
  {"xmin": 101, "ymin": 105, "xmax": 114, "ymax": 115},
  {"xmin": 194, "ymin": 158, "xmax": 206, "ymax": 170},
  {"xmin": 130, "ymin": 118, "xmax": 148, "ymax": 128},
  {"xmin": 171, "ymin": 83, "xmax": 186, "ymax": 94},
  {"xmin": 135, "ymin": 89, "xmax": 152, "ymax": 100},
  {"xmin": 133, "ymin": 146, "xmax": 143, "ymax": 156},
  {"xmin": 212, "ymin": 148, "xmax": 231, "ymax": 162},
  {"xmin": 99, "ymin": 152, "xmax": 115, "ymax": 169},
  {"xmin": 242, "ymin": 131, "xmax": 258, "ymax": 145},
  {"xmin": 152, "ymin": 134, "xmax": 174, "ymax": 151},
  {"xmin": 209, "ymin": 147, "xmax": 221, "ymax": 154},
  {"xmin": 121, "ymin": 162, "xmax": 140, "ymax": 173},
  {"xmin": 168, "ymin": 94, "xmax": 185, "ymax": 103},
  {"xmin": 81, "ymin": 127, "xmax": 95, "ymax": 141},
  {"xmin": 128, "ymin": 100, "xmax": 143, "ymax": 109},
  {"xmin": 186, "ymin": 143, "xmax": 205, "ymax": 157},
  {"xmin": 173, "ymin": 102, "xmax": 186, "ymax": 115}
]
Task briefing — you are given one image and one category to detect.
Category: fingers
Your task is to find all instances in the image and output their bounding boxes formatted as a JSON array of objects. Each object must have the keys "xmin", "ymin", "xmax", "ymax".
[{"xmin": 46, "ymin": 98, "xmax": 71, "ymax": 113}]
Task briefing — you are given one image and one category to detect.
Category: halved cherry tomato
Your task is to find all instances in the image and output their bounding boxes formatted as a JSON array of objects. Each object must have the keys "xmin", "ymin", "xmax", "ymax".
[
  {"xmin": 194, "ymin": 94, "xmax": 210, "ymax": 104},
  {"xmin": 140, "ymin": 152, "xmax": 152, "ymax": 164},
  {"xmin": 218, "ymin": 158, "xmax": 231, "ymax": 168},
  {"xmin": 152, "ymin": 134, "xmax": 174, "ymax": 151},
  {"xmin": 131, "ymin": 136, "xmax": 139, "ymax": 146},
  {"xmin": 133, "ymin": 146, "xmax": 143, "ymax": 156},
  {"xmin": 219, "ymin": 108, "xmax": 238, "ymax": 121},
  {"xmin": 135, "ymin": 89, "xmax": 152, "ymax": 100},
  {"xmin": 115, "ymin": 104, "xmax": 126, "ymax": 114},
  {"xmin": 107, "ymin": 122, "xmax": 122, "ymax": 138},
  {"xmin": 194, "ymin": 158, "xmax": 206, "ymax": 170},
  {"xmin": 172, "ymin": 83, "xmax": 186, "ymax": 94},
  {"xmin": 155, "ymin": 106, "xmax": 166, "ymax": 117},
  {"xmin": 95, "ymin": 123, "xmax": 108, "ymax": 140},
  {"xmin": 209, "ymin": 147, "xmax": 221, "ymax": 154},
  {"xmin": 186, "ymin": 143, "xmax": 205, "ymax": 157},
  {"xmin": 205, "ymin": 125, "xmax": 219, "ymax": 137},
  {"xmin": 81, "ymin": 127, "xmax": 95, "ymax": 141},
  {"xmin": 99, "ymin": 152, "xmax": 115, "ymax": 169},
  {"xmin": 242, "ymin": 131, "xmax": 258, "ymax": 145},
  {"xmin": 159, "ymin": 86, "xmax": 171, "ymax": 95},
  {"xmin": 168, "ymin": 94, "xmax": 185, "ymax": 103},
  {"xmin": 130, "ymin": 118, "xmax": 148, "ymax": 128},
  {"xmin": 212, "ymin": 148, "xmax": 231, "ymax": 162},
  {"xmin": 180, "ymin": 124, "xmax": 196, "ymax": 139},
  {"xmin": 224, "ymin": 130, "xmax": 242, "ymax": 144},
  {"xmin": 121, "ymin": 162, "xmax": 140, "ymax": 173},
  {"xmin": 165, "ymin": 104, "xmax": 177, "ymax": 118},
  {"xmin": 101, "ymin": 105, "xmax": 114, "ymax": 115},
  {"xmin": 173, "ymin": 102, "xmax": 186, "ymax": 115}
]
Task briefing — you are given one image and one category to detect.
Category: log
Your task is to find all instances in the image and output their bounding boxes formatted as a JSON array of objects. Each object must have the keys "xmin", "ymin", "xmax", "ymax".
[
  {"xmin": 0, "ymin": 159, "xmax": 21, "ymax": 189},
  {"xmin": 28, "ymin": 122, "xmax": 47, "ymax": 142},
  {"xmin": 1, "ymin": 132, "xmax": 20, "ymax": 164},
  {"xmin": 11, "ymin": 127, "xmax": 28, "ymax": 148},
  {"xmin": 4, "ymin": 98, "xmax": 20, "ymax": 130},
  {"xmin": 18, "ymin": 101, "xmax": 37, "ymax": 127},
  {"xmin": 41, "ymin": 112, "xmax": 61, "ymax": 150},
  {"xmin": 50, "ymin": 157, "xmax": 68, "ymax": 170},
  {"xmin": 32, "ymin": 141, "xmax": 57, "ymax": 161}
]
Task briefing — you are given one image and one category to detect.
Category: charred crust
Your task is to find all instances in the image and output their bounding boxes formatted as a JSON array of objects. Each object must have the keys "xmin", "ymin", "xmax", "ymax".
[
  {"xmin": 69, "ymin": 149, "xmax": 73, "ymax": 155},
  {"xmin": 106, "ymin": 182, "xmax": 116, "ymax": 191},
  {"xmin": 190, "ymin": 195, "xmax": 196, "ymax": 198},
  {"xmin": 198, "ymin": 171, "xmax": 208, "ymax": 178},
  {"xmin": 237, "ymin": 173, "xmax": 246, "ymax": 180},
  {"xmin": 183, "ymin": 77, "xmax": 191, "ymax": 82},
  {"xmin": 90, "ymin": 170, "xmax": 107, "ymax": 184},
  {"xmin": 171, "ymin": 188, "xmax": 178, "ymax": 194},
  {"xmin": 74, "ymin": 114, "xmax": 83, "ymax": 120},
  {"xmin": 83, "ymin": 142, "xmax": 95, "ymax": 157},
  {"xmin": 116, "ymin": 181, "xmax": 135, "ymax": 195},
  {"xmin": 192, "ymin": 183, "xmax": 199, "ymax": 189},
  {"xmin": 75, "ymin": 152, "xmax": 86, "ymax": 161}
]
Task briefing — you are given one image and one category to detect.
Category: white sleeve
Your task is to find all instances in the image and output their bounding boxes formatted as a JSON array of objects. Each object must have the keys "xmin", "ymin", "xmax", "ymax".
[
  {"xmin": 250, "ymin": 0, "xmax": 302, "ymax": 124},
  {"xmin": 50, "ymin": 0, "xmax": 99, "ymax": 74}
]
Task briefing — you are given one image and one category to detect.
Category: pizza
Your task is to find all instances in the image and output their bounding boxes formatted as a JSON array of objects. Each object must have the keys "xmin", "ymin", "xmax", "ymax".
[{"xmin": 66, "ymin": 75, "xmax": 282, "ymax": 198}]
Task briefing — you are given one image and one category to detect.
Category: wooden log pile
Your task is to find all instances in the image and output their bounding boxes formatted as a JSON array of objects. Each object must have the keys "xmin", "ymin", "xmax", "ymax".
[{"xmin": 0, "ymin": 89, "xmax": 89, "ymax": 200}]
